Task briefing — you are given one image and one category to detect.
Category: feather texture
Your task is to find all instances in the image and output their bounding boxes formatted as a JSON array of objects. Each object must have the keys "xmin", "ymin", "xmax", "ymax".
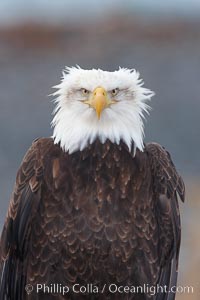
[{"xmin": 0, "ymin": 138, "xmax": 184, "ymax": 300}]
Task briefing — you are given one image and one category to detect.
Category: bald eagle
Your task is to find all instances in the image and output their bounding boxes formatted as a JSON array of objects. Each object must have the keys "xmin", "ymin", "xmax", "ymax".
[{"xmin": 0, "ymin": 67, "xmax": 184, "ymax": 300}]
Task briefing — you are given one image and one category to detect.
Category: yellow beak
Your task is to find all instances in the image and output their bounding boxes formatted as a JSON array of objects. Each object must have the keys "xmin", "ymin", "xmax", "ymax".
[
  {"xmin": 84, "ymin": 86, "xmax": 115, "ymax": 119},
  {"xmin": 92, "ymin": 87, "xmax": 108, "ymax": 119}
]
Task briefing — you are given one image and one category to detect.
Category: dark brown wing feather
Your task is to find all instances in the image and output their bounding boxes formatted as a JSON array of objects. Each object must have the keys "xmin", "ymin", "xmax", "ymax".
[
  {"xmin": 0, "ymin": 138, "xmax": 49, "ymax": 300},
  {"xmin": 0, "ymin": 138, "xmax": 184, "ymax": 300},
  {"xmin": 146, "ymin": 142, "xmax": 185, "ymax": 300}
]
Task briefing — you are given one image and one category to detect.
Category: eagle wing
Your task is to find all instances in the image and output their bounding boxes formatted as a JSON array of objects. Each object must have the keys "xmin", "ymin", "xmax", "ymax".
[
  {"xmin": 146, "ymin": 143, "xmax": 185, "ymax": 300},
  {"xmin": 0, "ymin": 138, "xmax": 48, "ymax": 300}
]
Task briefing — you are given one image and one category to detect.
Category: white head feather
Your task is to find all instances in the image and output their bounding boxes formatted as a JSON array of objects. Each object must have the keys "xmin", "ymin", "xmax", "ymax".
[{"xmin": 52, "ymin": 67, "xmax": 155, "ymax": 154}]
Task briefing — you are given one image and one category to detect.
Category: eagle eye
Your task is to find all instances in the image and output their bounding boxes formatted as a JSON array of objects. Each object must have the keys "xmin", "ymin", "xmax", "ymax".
[
  {"xmin": 82, "ymin": 88, "xmax": 89, "ymax": 95},
  {"xmin": 111, "ymin": 88, "xmax": 119, "ymax": 96}
]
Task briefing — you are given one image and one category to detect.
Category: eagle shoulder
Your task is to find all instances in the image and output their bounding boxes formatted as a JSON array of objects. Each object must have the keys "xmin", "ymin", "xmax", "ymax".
[{"xmin": 145, "ymin": 142, "xmax": 185, "ymax": 202}]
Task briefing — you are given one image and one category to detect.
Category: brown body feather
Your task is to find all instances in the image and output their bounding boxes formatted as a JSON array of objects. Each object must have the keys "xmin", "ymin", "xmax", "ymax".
[{"xmin": 0, "ymin": 138, "xmax": 184, "ymax": 299}]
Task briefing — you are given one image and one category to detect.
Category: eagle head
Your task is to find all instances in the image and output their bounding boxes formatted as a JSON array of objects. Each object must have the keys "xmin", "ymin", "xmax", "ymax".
[{"xmin": 52, "ymin": 67, "xmax": 154, "ymax": 154}]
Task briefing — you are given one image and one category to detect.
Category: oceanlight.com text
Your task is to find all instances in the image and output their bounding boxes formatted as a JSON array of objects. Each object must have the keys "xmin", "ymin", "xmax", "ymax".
[{"xmin": 25, "ymin": 283, "xmax": 194, "ymax": 296}]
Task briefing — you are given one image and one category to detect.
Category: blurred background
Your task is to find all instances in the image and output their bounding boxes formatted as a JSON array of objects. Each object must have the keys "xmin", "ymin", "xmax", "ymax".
[{"xmin": 0, "ymin": 0, "xmax": 200, "ymax": 299}]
